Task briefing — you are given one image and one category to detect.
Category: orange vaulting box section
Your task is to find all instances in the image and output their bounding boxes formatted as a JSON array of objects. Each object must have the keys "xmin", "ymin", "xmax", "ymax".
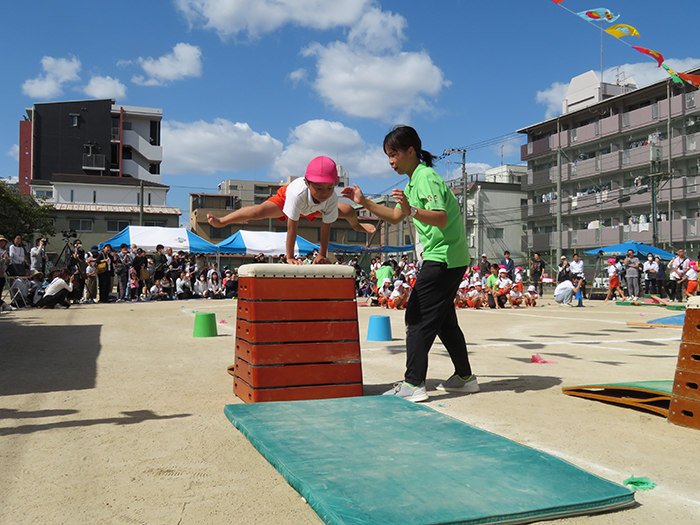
[{"xmin": 231, "ymin": 263, "xmax": 363, "ymax": 403}]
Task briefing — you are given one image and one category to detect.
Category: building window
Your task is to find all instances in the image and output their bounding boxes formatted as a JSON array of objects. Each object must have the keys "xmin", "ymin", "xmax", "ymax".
[
  {"xmin": 69, "ymin": 113, "xmax": 79, "ymax": 127},
  {"xmin": 621, "ymin": 112, "xmax": 630, "ymax": 128},
  {"xmin": 687, "ymin": 92, "xmax": 696, "ymax": 109},
  {"xmin": 348, "ymin": 230, "xmax": 367, "ymax": 243},
  {"xmin": 144, "ymin": 221, "xmax": 166, "ymax": 227},
  {"xmin": 149, "ymin": 163, "xmax": 160, "ymax": 174},
  {"xmin": 34, "ymin": 189, "xmax": 53, "ymax": 199},
  {"xmin": 70, "ymin": 189, "xmax": 74, "ymax": 202},
  {"xmin": 405, "ymin": 235, "xmax": 411, "ymax": 245},
  {"xmin": 652, "ymin": 102, "xmax": 659, "ymax": 120},
  {"xmin": 148, "ymin": 193, "xmax": 152, "ymax": 205},
  {"xmin": 487, "ymin": 227, "xmax": 504, "ymax": 239},
  {"xmin": 69, "ymin": 219, "xmax": 93, "ymax": 232},
  {"xmin": 687, "ymin": 133, "xmax": 697, "ymax": 152},
  {"xmin": 329, "ymin": 229, "xmax": 338, "ymax": 242},
  {"xmin": 107, "ymin": 220, "xmax": 130, "ymax": 232},
  {"xmin": 93, "ymin": 190, "xmax": 97, "ymax": 204},
  {"xmin": 209, "ymin": 225, "xmax": 231, "ymax": 239}
]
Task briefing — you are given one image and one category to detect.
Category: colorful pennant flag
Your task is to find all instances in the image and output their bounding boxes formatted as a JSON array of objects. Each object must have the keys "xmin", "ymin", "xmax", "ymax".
[
  {"xmin": 678, "ymin": 72, "xmax": 700, "ymax": 88},
  {"xmin": 551, "ymin": 0, "xmax": 566, "ymax": 3},
  {"xmin": 577, "ymin": 8, "xmax": 620, "ymax": 23},
  {"xmin": 662, "ymin": 64, "xmax": 686, "ymax": 86},
  {"xmin": 632, "ymin": 46, "xmax": 664, "ymax": 67},
  {"xmin": 605, "ymin": 24, "xmax": 640, "ymax": 39}
]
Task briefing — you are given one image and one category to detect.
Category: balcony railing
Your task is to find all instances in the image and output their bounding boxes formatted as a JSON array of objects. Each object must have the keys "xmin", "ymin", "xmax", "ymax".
[{"xmin": 83, "ymin": 154, "xmax": 106, "ymax": 170}]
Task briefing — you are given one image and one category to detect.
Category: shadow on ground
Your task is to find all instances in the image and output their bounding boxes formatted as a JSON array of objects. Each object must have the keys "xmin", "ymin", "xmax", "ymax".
[
  {"xmin": 364, "ymin": 375, "xmax": 562, "ymax": 396},
  {"xmin": 0, "ymin": 317, "xmax": 101, "ymax": 396}
]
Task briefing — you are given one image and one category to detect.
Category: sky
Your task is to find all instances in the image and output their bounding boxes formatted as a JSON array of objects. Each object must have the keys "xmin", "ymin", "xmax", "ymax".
[{"xmin": 2, "ymin": 0, "xmax": 699, "ymax": 225}]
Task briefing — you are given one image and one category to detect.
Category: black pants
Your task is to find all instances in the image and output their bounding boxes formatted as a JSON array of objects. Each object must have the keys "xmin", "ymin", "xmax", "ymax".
[
  {"xmin": 668, "ymin": 280, "xmax": 682, "ymax": 301},
  {"xmin": 36, "ymin": 289, "xmax": 69, "ymax": 309},
  {"xmin": 532, "ymin": 274, "xmax": 543, "ymax": 296},
  {"xmin": 98, "ymin": 273, "xmax": 113, "ymax": 303},
  {"xmin": 404, "ymin": 261, "xmax": 472, "ymax": 386}
]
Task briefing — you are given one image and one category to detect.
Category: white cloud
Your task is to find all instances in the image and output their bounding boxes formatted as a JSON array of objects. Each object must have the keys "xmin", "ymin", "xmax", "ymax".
[
  {"xmin": 536, "ymin": 58, "xmax": 700, "ymax": 119},
  {"xmin": 161, "ymin": 119, "xmax": 283, "ymax": 175},
  {"xmin": 83, "ymin": 76, "xmax": 127, "ymax": 99},
  {"xmin": 270, "ymin": 119, "xmax": 393, "ymax": 181},
  {"xmin": 7, "ymin": 144, "xmax": 19, "ymax": 162},
  {"xmin": 288, "ymin": 68, "xmax": 308, "ymax": 86},
  {"xmin": 22, "ymin": 56, "xmax": 81, "ymax": 99},
  {"xmin": 445, "ymin": 163, "xmax": 493, "ymax": 180},
  {"xmin": 347, "ymin": 7, "xmax": 405, "ymax": 54},
  {"xmin": 175, "ymin": 0, "xmax": 370, "ymax": 39},
  {"xmin": 132, "ymin": 43, "xmax": 202, "ymax": 86}
]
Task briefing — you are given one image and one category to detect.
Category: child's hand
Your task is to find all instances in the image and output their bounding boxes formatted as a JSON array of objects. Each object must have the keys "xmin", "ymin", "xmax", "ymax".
[
  {"xmin": 313, "ymin": 255, "xmax": 331, "ymax": 265},
  {"xmin": 286, "ymin": 257, "xmax": 304, "ymax": 266}
]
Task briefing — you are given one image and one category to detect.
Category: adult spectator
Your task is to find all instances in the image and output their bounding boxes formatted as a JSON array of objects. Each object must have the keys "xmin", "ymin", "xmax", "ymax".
[
  {"xmin": 153, "ymin": 244, "xmax": 168, "ymax": 282},
  {"xmin": 131, "ymin": 248, "xmax": 147, "ymax": 298},
  {"xmin": 176, "ymin": 270, "xmax": 192, "ymax": 300},
  {"xmin": 207, "ymin": 262, "xmax": 222, "ymax": 281},
  {"xmin": 97, "ymin": 244, "xmax": 117, "ymax": 303},
  {"xmin": 500, "ymin": 250, "xmax": 514, "ymax": 280},
  {"xmin": 68, "ymin": 246, "xmax": 87, "ymax": 301},
  {"xmin": 115, "ymin": 244, "xmax": 133, "ymax": 302},
  {"xmin": 624, "ymin": 249, "xmax": 641, "ymax": 301},
  {"xmin": 208, "ymin": 272, "xmax": 224, "ymax": 299},
  {"xmin": 0, "ymin": 235, "xmax": 9, "ymax": 303},
  {"xmin": 668, "ymin": 248, "xmax": 689, "ymax": 301},
  {"xmin": 165, "ymin": 246, "xmax": 174, "ymax": 267},
  {"xmin": 36, "ymin": 268, "xmax": 74, "ymax": 309},
  {"xmin": 193, "ymin": 273, "xmax": 208, "ymax": 298},
  {"xmin": 478, "ymin": 253, "xmax": 490, "ymax": 277},
  {"xmin": 643, "ymin": 253, "xmax": 658, "ymax": 295},
  {"xmin": 224, "ymin": 269, "xmax": 238, "ymax": 299},
  {"xmin": 30, "ymin": 238, "xmax": 47, "ymax": 273},
  {"xmin": 570, "ymin": 253, "xmax": 586, "ymax": 299},
  {"xmin": 387, "ymin": 254, "xmax": 399, "ymax": 273},
  {"xmin": 557, "ymin": 256, "xmax": 571, "ymax": 283},
  {"xmin": 530, "ymin": 252, "xmax": 546, "ymax": 296},
  {"xmin": 655, "ymin": 255, "xmax": 667, "ymax": 298},
  {"xmin": 7, "ymin": 234, "xmax": 27, "ymax": 276},
  {"xmin": 554, "ymin": 276, "xmax": 582, "ymax": 307},
  {"xmin": 375, "ymin": 261, "xmax": 394, "ymax": 286}
]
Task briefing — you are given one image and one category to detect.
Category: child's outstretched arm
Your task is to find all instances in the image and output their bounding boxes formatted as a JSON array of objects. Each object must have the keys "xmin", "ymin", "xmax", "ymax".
[
  {"xmin": 285, "ymin": 219, "xmax": 304, "ymax": 265},
  {"xmin": 314, "ymin": 222, "xmax": 331, "ymax": 265}
]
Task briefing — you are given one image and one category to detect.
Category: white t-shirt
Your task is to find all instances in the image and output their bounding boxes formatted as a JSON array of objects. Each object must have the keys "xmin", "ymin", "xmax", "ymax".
[
  {"xmin": 643, "ymin": 260, "xmax": 659, "ymax": 280},
  {"xmin": 570, "ymin": 260, "xmax": 584, "ymax": 277},
  {"xmin": 514, "ymin": 272, "xmax": 522, "ymax": 284},
  {"xmin": 554, "ymin": 280, "xmax": 574, "ymax": 295},
  {"xmin": 510, "ymin": 288, "xmax": 522, "ymax": 298},
  {"xmin": 497, "ymin": 277, "xmax": 512, "ymax": 291},
  {"xmin": 687, "ymin": 268, "xmax": 698, "ymax": 281},
  {"xmin": 282, "ymin": 177, "xmax": 339, "ymax": 223},
  {"xmin": 607, "ymin": 264, "xmax": 617, "ymax": 277},
  {"xmin": 44, "ymin": 277, "xmax": 73, "ymax": 297}
]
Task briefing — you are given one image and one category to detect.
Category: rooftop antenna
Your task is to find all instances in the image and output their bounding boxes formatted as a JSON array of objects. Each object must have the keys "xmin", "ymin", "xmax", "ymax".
[{"xmin": 500, "ymin": 144, "xmax": 504, "ymax": 166}]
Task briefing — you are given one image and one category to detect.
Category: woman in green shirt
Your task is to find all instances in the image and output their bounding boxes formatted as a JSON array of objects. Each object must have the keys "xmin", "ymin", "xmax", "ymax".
[{"xmin": 342, "ymin": 126, "xmax": 478, "ymax": 402}]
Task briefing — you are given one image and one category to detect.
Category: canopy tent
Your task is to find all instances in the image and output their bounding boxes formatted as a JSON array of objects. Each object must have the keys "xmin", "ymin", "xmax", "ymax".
[
  {"xmin": 583, "ymin": 241, "xmax": 675, "ymax": 261},
  {"xmin": 98, "ymin": 226, "xmax": 218, "ymax": 254},
  {"xmin": 328, "ymin": 242, "xmax": 415, "ymax": 254},
  {"xmin": 215, "ymin": 230, "xmax": 318, "ymax": 256}
]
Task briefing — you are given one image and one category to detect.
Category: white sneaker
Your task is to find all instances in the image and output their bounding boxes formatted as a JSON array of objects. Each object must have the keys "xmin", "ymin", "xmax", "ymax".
[
  {"xmin": 436, "ymin": 374, "xmax": 480, "ymax": 393},
  {"xmin": 1, "ymin": 303, "xmax": 15, "ymax": 312},
  {"xmin": 382, "ymin": 381, "xmax": 429, "ymax": 402}
]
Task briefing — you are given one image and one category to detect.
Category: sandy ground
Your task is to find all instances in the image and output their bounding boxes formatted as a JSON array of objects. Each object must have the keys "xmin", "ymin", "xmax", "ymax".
[{"xmin": 1, "ymin": 297, "xmax": 699, "ymax": 524}]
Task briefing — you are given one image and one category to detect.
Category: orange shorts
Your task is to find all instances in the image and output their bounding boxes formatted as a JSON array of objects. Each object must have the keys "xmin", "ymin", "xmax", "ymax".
[
  {"xmin": 388, "ymin": 299, "xmax": 395, "ymax": 309},
  {"xmin": 610, "ymin": 275, "xmax": 620, "ymax": 288},
  {"xmin": 467, "ymin": 298, "xmax": 473, "ymax": 308},
  {"xmin": 517, "ymin": 282, "xmax": 523, "ymax": 292},
  {"xmin": 268, "ymin": 185, "xmax": 321, "ymax": 222},
  {"xmin": 688, "ymin": 280, "xmax": 698, "ymax": 294}
]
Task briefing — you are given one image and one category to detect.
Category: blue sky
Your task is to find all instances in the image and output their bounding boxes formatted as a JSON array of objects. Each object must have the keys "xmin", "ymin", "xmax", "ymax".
[{"xmin": 2, "ymin": 0, "xmax": 699, "ymax": 222}]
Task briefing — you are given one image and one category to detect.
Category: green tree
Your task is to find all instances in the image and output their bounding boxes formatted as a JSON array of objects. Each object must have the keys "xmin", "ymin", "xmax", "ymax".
[{"xmin": 0, "ymin": 181, "xmax": 55, "ymax": 242}]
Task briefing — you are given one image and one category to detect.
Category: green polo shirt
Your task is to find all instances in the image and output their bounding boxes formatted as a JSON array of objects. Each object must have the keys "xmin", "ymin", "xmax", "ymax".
[{"xmin": 399, "ymin": 163, "xmax": 470, "ymax": 269}]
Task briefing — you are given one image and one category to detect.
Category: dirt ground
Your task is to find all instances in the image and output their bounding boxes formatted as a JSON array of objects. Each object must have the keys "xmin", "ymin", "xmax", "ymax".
[{"xmin": 1, "ymin": 298, "xmax": 699, "ymax": 524}]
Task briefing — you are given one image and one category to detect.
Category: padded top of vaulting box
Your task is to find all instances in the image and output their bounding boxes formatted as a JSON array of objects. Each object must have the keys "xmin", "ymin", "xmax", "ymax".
[{"xmin": 238, "ymin": 263, "xmax": 354, "ymax": 279}]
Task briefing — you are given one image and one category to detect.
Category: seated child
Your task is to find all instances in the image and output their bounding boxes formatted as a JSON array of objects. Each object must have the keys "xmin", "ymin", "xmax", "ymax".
[
  {"xmin": 207, "ymin": 156, "xmax": 375, "ymax": 265},
  {"xmin": 455, "ymin": 280, "xmax": 469, "ymax": 308},
  {"xmin": 378, "ymin": 278, "xmax": 392, "ymax": 308},
  {"xmin": 390, "ymin": 281, "xmax": 410, "ymax": 309},
  {"xmin": 508, "ymin": 286, "xmax": 523, "ymax": 309},
  {"xmin": 467, "ymin": 283, "xmax": 484, "ymax": 309},
  {"xmin": 524, "ymin": 284, "xmax": 538, "ymax": 307}
]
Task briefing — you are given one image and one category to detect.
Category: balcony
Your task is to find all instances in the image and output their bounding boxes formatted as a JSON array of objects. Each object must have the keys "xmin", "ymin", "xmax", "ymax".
[
  {"xmin": 122, "ymin": 129, "xmax": 162, "ymax": 162},
  {"xmin": 82, "ymin": 154, "xmax": 105, "ymax": 171},
  {"xmin": 521, "ymin": 135, "xmax": 551, "ymax": 161}
]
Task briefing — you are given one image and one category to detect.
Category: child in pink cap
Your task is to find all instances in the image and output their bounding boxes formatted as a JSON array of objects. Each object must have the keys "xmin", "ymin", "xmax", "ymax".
[
  {"xmin": 685, "ymin": 261, "xmax": 698, "ymax": 297},
  {"xmin": 603, "ymin": 257, "xmax": 626, "ymax": 303},
  {"xmin": 208, "ymin": 156, "xmax": 374, "ymax": 264}
]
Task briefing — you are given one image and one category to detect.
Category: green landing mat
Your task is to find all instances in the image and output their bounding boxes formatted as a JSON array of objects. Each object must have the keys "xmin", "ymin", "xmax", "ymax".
[
  {"xmin": 224, "ymin": 396, "xmax": 634, "ymax": 525},
  {"xmin": 563, "ymin": 381, "xmax": 673, "ymax": 417}
]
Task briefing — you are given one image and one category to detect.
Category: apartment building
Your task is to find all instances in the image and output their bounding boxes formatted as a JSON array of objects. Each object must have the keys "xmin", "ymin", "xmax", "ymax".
[
  {"xmin": 518, "ymin": 68, "xmax": 700, "ymax": 259},
  {"xmin": 19, "ymin": 99, "xmax": 179, "ymax": 250}
]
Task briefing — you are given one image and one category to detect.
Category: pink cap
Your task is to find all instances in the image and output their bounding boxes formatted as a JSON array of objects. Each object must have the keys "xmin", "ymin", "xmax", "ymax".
[
  {"xmin": 304, "ymin": 156, "xmax": 338, "ymax": 184},
  {"xmin": 607, "ymin": 257, "xmax": 616, "ymax": 264},
  {"xmin": 515, "ymin": 266, "xmax": 523, "ymax": 272}
]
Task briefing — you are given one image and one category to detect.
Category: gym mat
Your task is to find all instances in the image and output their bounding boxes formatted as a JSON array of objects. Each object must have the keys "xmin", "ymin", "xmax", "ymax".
[
  {"xmin": 647, "ymin": 314, "xmax": 685, "ymax": 326},
  {"xmin": 563, "ymin": 381, "xmax": 673, "ymax": 416},
  {"xmin": 224, "ymin": 396, "xmax": 634, "ymax": 525}
]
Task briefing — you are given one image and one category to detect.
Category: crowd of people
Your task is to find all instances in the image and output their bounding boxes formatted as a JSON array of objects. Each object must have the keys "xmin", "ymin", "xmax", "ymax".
[{"xmin": 0, "ymin": 236, "xmax": 240, "ymax": 310}]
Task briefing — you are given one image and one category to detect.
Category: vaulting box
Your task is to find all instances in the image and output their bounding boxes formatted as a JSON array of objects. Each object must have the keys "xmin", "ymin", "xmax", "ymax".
[
  {"xmin": 669, "ymin": 298, "xmax": 700, "ymax": 429},
  {"xmin": 231, "ymin": 263, "xmax": 363, "ymax": 402}
]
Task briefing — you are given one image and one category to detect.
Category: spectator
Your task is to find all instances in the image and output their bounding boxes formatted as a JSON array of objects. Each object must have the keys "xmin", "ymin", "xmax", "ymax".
[
  {"xmin": 643, "ymin": 253, "xmax": 658, "ymax": 295},
  {"xmin": 530, "ymin": 252, "xmax": 546, "ymax": 296},
  {"xmin": 7, "ymin": 234, "xmax": 27, "ymax": 276},
  {"xmin": 500, "ymin": 250, "xmax": 514, "ymax": 280},
  {"xmin": 160, "ymin": 273, "xmax": 175, "ymax": 300},
  {"xmin": 153, "ymin": 244, "xmax": 167, "ymax": 282},
  {"xmin": 624, "ymin": 249, "xmax": 641, "ymax": 301},
  {"xmin": 655, "ymin": 256, "xmax": 667, "ymax": 298},
  {"xmin": 557, "ymin": 256, "xmax": 571, "ymax": 282},
  {"xmin": 554, "ymin": 276, "xmax": 582, "ymax": 307},
  {"xmin": 224, "ymin": 269, "xmax": 238, "ymax": 299},
  {"xmin": 165, "ymin": 246, "xmax": 174, "ymax": 267},
  {"xmin": 115, "ymin": 244, "xmax": 133, "ymax": 302},
  {"xmin": 668, "ymin": 249, "xmax": 689, "ymax": 302},
  {"xmin": 570, "ymin": 253, "xmax": 586, "ymax": 299},
  {"xmin": 0, "ymin": 235, "xmax": 9, "ymax": 297},
  {"xmin": 207, "ymin": 262, "xmax": 221, "ymax": 281},
  {"xmin": 176, "ymin": 270, "xmax": 192, "ymax": 300},
  {"xmin": 485, "ymin": 263, "xmax": 500, "ymax": 309},
  {"xmin": 278, "ymin": 254, "xmax": 287, "ymax": 264},
  {"xmin": 208, "ymin": 272, "xmax": 224, "ymax": 299},
  {"xmin": 30, "ymin": 238, "xmax": 47, "ymax": 273},
  {"xmin": 83, "ymin": 256, "xmax": 98, "ymax": 304},
  {"xmin": 35, "ymin": 268, "xmax": 74, "ymax": 309},
  {"xmin": 97, "ymin": 244, "xmax": 117, "ymax": 303},
  {"xmin": 131, "ymin": 248, "xmax": 147, "ymax": 298},
  {"xmin": 27, "ymin": 270, "xmax": 45, "ymax": 306},
  {"xmin": 127, "ymin": 269, "xmax": 141, "ymax": 301},
  {"xmin": 149, "ymin": 279, "xmax": 169, "ymax": 301},
  {"xmin": 478, "ymin": 253, "xmax": 490, "ymax": 277},
  {"xmin": 193, "ymin": 273, "xmax": 209, "ymax": 298}
]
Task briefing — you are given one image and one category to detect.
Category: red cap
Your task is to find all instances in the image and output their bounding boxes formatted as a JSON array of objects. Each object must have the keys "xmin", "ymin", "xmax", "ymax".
[{"xmin": 304, "ymin": 156, "xmax": 338, "ymax": 184}]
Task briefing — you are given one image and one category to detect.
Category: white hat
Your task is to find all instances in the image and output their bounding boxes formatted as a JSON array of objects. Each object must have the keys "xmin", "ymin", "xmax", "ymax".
[
  {"xmin": 402, "ymin": 283, "xmax": 410, "ymax": 288},
  {"xmin": 382, "ymin": 278, "xmax": 391, "ymax": 285},
  {"xmin": 459, "ymin": 280, "xmax": 469, "ymax": 288},
  {"xmin": 475, "ymin": 281, "xmax": 482, "ymax": 286},
  {"xmin": 499, "ymin": 268, "xmax": 508, "ymax": 274},
  {"xmin": 481, "ymin": 253, "xmax": 487, "ymax": 257},
  {"xmin": 468, "ymin": 283, "xmax": 475, "ymax": 289},
  {"xmin": 528, "ymin": 285, "xmax": 536, "ymax": 292}
]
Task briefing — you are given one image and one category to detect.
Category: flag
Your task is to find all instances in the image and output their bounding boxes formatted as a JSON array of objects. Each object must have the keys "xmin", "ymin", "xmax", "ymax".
[
  {"xmin": 551, "ymin": 0, "xmax": 566, "ymax": 3},
  {"xmin": 577, "ymin": 8, "xmax": 620, "ymax": 23},
  {"xmin": 633, "ymin": 46, "xmax": 664, "ymax": 67},
  {"xmin": 605, "ymin": 24, "xmax": 640, "ymax": 38},
  {"xmin": 662, "ymin": 64, "xmax": 686, "ymax": 86},
  {"xmin": 679, "ymin": 73, "xmax": 700, "ymax": 88}
]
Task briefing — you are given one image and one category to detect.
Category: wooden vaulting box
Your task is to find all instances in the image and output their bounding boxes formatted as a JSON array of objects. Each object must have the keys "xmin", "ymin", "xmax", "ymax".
[
  {"xmin": 669, "ymin": 299, "xmax": 700, "ymax": 429},
  {"xmin": 229, "ymin": 264, "xmax": 363, "ymax": 402}
]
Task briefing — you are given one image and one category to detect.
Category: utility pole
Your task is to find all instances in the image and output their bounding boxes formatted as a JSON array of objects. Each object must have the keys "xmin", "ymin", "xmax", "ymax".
[
  {"xmin": 444, "ymin": 148, "xmax": 468, "ymax": 236},
  {"xmin": 556, "ymin": 118, "xmax": 562, "ymax": 262},
  {"xmin": 139, "ymin": 179, "xmax": 144, "ymax": 226},
  {"xmin": 650, "ymin": 144, "xmax": 664, "ymax": 246}
]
